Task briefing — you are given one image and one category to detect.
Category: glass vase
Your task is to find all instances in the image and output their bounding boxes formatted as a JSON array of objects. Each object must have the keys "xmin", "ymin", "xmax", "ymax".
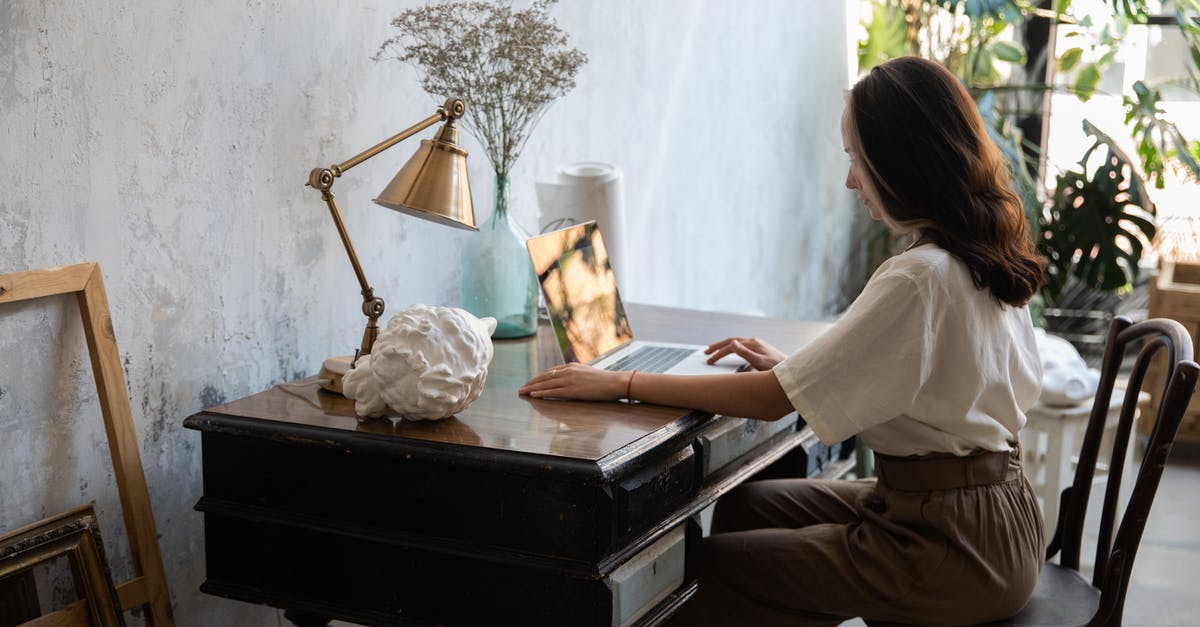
[{"xmin": 461, "ymin": 173, "xmax": 539, "ymax": 338}]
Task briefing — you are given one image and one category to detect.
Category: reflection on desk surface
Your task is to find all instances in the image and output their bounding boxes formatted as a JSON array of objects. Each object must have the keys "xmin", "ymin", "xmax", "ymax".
[
  {"xmin": 201, "ymin": 344, "xmax": 693, "ymax": 462},
  {"xmin": 197, "ymin": 303, "xmax": 833, "ymax": 462},
  {"xmin": 204, "ymin": 369, "xmax": 696, "ymax": 458}
]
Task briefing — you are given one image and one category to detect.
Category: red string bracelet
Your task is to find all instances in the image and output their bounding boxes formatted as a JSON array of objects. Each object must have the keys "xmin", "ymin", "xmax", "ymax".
[{"xmin": 625, "ymin": 370, "xmax": 638, "ymax": 402}]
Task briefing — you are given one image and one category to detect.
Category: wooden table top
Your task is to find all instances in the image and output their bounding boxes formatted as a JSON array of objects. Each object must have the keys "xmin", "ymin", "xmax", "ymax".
[{"xmin": 193, "ymin": 303, "xmax": 832, "ymax": 462}]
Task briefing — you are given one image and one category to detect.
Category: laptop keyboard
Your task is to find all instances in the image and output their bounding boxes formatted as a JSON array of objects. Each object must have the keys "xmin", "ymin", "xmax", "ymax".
[{"xmin": 604, "ymin": 346, "xmax": 696, "ymax": 373}]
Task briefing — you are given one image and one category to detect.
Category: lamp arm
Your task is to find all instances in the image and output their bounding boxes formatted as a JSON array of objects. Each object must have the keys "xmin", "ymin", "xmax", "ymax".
[
  {"xmin": 312, "ymin": 97, "xmax": 465, "ymax": 182},
  {"xmin": 313, "ymin": 191, "xmax": 385, "ymax": 359},
  {"xmin": 304, "ymin": 98, "xmax": 466, "ymax": 359},
  {"xmin": 334, "ymin": 110, "xmax": 445, "ymax": 176}
]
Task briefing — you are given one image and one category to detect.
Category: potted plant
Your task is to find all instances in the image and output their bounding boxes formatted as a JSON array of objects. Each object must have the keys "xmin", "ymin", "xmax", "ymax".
[{"xmin": 854, "ymin": 0, "xmax": 1200, "ymax": 347}]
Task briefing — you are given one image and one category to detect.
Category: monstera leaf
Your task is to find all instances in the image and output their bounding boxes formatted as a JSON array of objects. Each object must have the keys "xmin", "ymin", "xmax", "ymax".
[{"xmin": 1041, "ymin": 120, "xmax": 1156, "ymax": 299}]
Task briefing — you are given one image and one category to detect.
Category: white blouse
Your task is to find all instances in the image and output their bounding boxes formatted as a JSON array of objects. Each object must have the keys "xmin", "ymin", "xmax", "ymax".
[{"xmin": 772, "ymin": 245, "xmax": 1042, "ymax": 456}]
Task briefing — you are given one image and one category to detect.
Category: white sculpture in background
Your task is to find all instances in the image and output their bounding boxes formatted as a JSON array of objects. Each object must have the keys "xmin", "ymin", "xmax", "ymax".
[
  {"xmin": 342, "ymin": 305, "xmax": 497, "ymax": 420},
  {"xmin": 1034, "ymin": 328, "xmax": 1102, "ymax": 407}
]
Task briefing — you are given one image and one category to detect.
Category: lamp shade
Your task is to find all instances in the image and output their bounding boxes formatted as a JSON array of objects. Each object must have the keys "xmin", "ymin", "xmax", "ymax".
[{"xmin": 374, "ymin": 122, "xmax": 476, "ymax": 231}]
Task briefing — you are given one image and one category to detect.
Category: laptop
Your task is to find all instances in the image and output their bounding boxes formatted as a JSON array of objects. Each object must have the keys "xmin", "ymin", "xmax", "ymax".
[{"xmin": 526, "ymin": 221, "xmax": 746, "ymax": 375}]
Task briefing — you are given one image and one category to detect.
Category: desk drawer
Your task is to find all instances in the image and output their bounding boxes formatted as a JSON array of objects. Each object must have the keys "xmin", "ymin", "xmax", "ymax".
[
  {"xmin": 698, "ymin": 415, "xmax": 797, "ymax": 477},
  {"xmin": 615, "ymin": 445, "xmax": 696, "ymax": 537},
  {"xmin": 605, "ymin": 524, "xmax": 686, "ymax": 627}
]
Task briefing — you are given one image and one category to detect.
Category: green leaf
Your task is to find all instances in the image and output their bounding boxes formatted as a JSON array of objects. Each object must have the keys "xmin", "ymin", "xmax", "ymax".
[
  {"xmin": 972, "ymin": 46, "xmax": 1000, "ymax": 84},
  {"xmin": 1106, "ymin": 0, "xmax": 1148, "ymax": 23},
  {"xmin": 1169, "ymin": 128, "xmax": 1200, "ymax": 181},
  {"xmin": 987, "ymin": 16, "xmax": 1010, "ymax": 37},
  {"xmin": 991, "ymin": 40, "xmax": 1027, "ymax": 64},
  {"xmin": 1123, "ymin": 80, "xmax": 1200, "ymax": 184},
  {"xmin": 1132, "ymin": 79, "xmax": 1150, "ymax": 99},
  {"xmin": 1074, "ymin": 63, "xmax": 1102, "ymax": 101},
  {"xmin": 962, "ymin": 0, "xmax": 1023, "ymax": 21},
  {"xmin": 858, "ymin": 1, "xmax": 908, "ymax": 72},
  {"xmin": 1177, "ymin": 0, "xmax": 1200, "ymax": 80},
  {"xmin": 1057, "ymin": 47, "xmax": 1083, "ymax": 72},
  {"xmin": 1054, "ymin": 0, "xmax": 1073, "ymax": 14}
]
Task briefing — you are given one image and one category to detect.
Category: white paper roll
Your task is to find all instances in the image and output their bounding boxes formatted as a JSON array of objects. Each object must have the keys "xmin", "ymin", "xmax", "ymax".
[{"xmin": 536, "ymin": 162, "xmax": 629, "ymax": 290}]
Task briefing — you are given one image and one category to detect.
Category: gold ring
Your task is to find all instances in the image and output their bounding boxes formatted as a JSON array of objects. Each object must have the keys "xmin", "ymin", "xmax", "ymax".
[{"xmin": 552, "ymin": 368, "xmax": 559, "ymax": 377}]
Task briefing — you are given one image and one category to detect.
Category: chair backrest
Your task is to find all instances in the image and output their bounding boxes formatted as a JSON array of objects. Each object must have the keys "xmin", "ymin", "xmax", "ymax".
[{"xmin": 1045, "ymin": 317, "xmax": 1199, "ymax": 626}]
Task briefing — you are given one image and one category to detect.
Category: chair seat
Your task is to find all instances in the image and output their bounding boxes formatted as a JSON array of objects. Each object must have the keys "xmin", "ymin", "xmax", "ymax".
[
  {"xmin": 865, "ymin": 564, "xmax": 1101, "ymax": 627},
  {"xmin": 980, "ymin": 563, "xmax": 1100, "ymax": 627}
]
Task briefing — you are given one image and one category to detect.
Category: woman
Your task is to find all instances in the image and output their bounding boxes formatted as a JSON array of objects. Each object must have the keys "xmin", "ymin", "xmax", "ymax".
[{"xmin": 519, "ymin": 56, "xmax": 1045, "ymax": 626}]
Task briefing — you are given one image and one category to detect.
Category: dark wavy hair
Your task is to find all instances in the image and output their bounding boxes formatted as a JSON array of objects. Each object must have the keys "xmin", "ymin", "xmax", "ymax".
[{"xmin": 848, "ymin": 56, "xmax": 1045, "ymax": 306}]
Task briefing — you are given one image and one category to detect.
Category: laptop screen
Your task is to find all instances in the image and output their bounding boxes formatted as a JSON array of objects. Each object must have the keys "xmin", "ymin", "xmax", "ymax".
[{"xmin": 527, "ymin": 221, "xmax": 633, "ymax": 364}]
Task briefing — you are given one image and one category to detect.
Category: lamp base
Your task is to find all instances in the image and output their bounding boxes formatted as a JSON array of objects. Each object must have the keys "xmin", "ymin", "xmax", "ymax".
[{"xmin": 319, "ymin": 355, "xmax": 354, "ymax": 395}]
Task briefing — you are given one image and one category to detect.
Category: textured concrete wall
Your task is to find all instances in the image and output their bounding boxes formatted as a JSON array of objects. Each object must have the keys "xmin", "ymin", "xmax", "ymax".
[
  {"xmin": 524, "ymin": 1, "xmax": 861, "ymax": 318},
  {"xmin": 0, "ymin": 1, "xmax": 856, "ymax": 623}
]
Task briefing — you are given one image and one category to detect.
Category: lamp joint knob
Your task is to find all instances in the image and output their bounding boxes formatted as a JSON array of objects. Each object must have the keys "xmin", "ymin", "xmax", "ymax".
[
  {"xmin": 307, "ymin": 167, "xmax": 339, "ymax": 191},
  {"xmin": 441, "ymin": 98, "xmax": 466, "ymax": 121},
  {"xmin": 363, "ymin": 296, "xmax": 386, "ymax": 318}
]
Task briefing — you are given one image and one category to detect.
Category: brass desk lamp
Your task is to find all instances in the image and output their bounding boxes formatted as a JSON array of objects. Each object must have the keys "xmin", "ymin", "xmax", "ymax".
[{"xmin": 306, "ymin": 97, "xmax": 475, "ymax": 394}]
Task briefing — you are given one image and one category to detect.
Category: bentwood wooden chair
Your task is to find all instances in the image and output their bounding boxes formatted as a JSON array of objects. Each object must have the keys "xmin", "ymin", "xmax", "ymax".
[{"xmin": 988, "ymin": 316, "xmax": 1199, "ymax": 627}]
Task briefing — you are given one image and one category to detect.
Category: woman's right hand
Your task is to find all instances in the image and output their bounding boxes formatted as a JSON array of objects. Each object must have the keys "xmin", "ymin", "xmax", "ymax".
[
  {"xmin": 704, "ymin": 337, "xmax": 787, "ymax": 371},
  {"xmin": 519, "ymin": 362, "xmax": 627, "ymax": 401}
]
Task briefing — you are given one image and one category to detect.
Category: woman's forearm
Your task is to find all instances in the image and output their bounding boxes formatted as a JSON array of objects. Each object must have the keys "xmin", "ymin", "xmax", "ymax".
[
  {"xmin": 520, "ymin": 363, "xmax": 796, "ymax": 421},
  {"xmin": 628, "ymin": 369, "xmax": 795, "ymax": 421}
]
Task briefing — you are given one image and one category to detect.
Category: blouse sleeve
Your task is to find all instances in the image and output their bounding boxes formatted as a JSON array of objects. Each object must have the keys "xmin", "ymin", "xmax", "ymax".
[{"xmin": 772, "ymin": 272, "xmax": 931, "ymax": 444}]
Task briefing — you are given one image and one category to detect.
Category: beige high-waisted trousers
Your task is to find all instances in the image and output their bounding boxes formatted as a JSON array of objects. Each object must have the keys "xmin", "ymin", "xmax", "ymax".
[{"xmin": 669, "ymin": 446, "xmax": 1044, "ymax": 626}]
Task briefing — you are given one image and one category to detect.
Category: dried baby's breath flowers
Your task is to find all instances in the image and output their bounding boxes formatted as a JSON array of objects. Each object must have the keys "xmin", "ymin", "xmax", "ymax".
[{"xmin": 376, "ymin": 0, "xmax": 587, "ymax": 176}]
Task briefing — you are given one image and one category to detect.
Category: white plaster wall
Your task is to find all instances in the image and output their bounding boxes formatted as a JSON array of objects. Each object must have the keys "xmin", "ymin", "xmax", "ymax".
[
  {"xmin": 0, "ymin": 1, "xmax": 857, "ymax": 623},
  {"xmin": 523, "ymin": 1, "xmax": 861, "ymax": 318}
]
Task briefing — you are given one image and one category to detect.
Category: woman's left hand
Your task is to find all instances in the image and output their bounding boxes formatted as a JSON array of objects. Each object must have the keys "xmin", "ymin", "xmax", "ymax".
[
  {"xmin": 704, "ymin": 336, "xmax": 787, "ymax": 371},
  {"xmin": 519, "ymin": 363, "xmax": 626, "ymax": 401}
]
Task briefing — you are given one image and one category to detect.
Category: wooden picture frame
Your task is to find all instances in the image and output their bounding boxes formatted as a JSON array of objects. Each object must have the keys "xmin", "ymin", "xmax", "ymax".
[
  {"xmin": 0, "ymin": 505, "xmax": 125, "ymax": 627},
  {"xmin": 0, "ymin": 263, "xmax": 174, "ymax": 626}
]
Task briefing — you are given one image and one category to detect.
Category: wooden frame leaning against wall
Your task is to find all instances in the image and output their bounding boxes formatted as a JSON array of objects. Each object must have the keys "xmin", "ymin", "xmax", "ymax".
[
  {"xmin": 0, "ymin": 263, "xmax": 174, "ymax": 626},
  {"xmin": 0, "ymin": 504, "xmax": 125, "ymax": 627}
]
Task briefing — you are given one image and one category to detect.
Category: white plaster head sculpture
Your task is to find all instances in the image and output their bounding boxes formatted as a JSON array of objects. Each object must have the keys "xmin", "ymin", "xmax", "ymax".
[{"xmin": 342, "ymin": 305, "xmax": 497, "ymax": 420}]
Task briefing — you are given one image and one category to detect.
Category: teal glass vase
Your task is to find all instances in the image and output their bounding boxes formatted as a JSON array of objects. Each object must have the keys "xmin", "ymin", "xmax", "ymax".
[{"xmin": 461, "ymin": 173, "xmax": 539, "ymax": 338}]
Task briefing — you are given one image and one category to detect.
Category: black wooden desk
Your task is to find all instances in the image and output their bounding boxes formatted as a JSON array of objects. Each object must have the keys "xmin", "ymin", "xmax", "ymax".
[{"xmin": 184, "ymin": 304, "xmax": 852, "ymax": 626}]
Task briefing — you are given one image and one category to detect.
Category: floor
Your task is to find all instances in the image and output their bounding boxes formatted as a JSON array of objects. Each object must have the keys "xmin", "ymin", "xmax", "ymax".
[{"xmin": 1088, "ymin": 441, "xmax": 1200, "ymax": 626}]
